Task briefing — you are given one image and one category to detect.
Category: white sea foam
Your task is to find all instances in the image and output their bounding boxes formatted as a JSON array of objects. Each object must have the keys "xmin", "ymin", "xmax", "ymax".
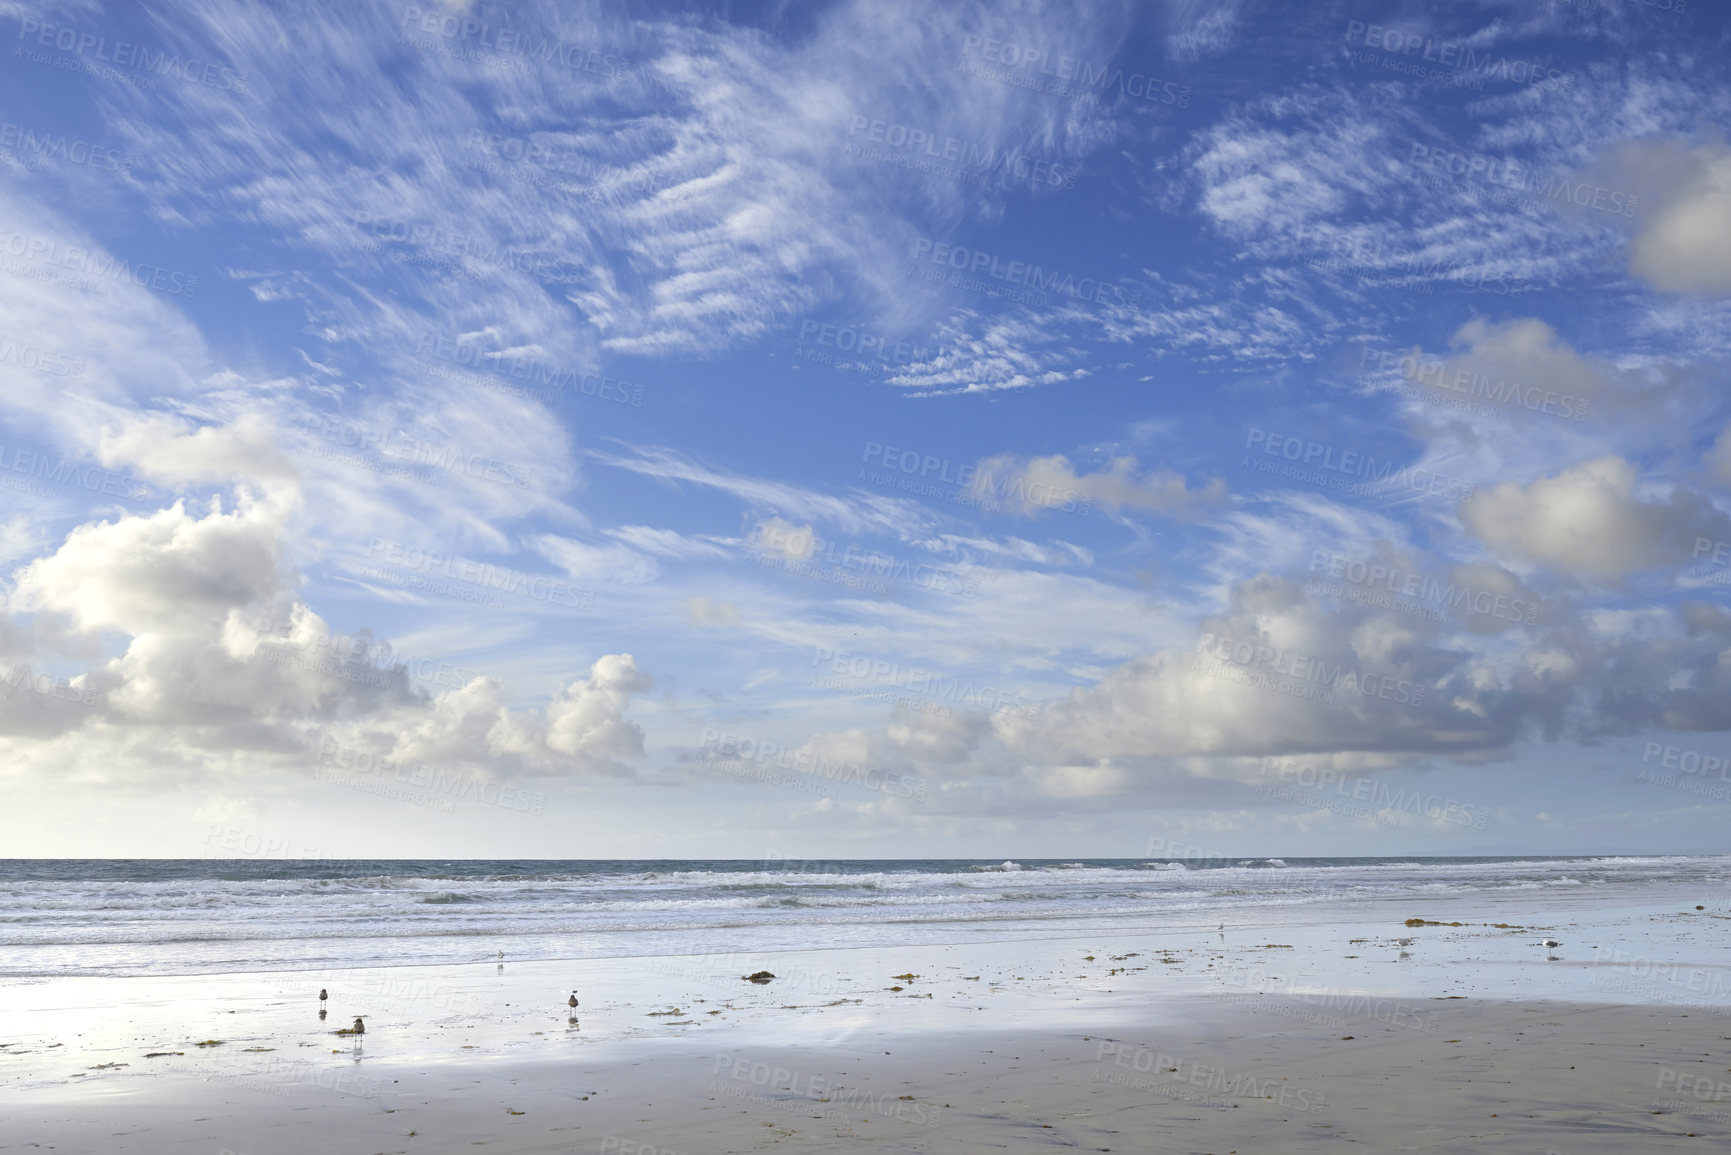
[{"xmin": 3, "ymin": 855, "xmax": 1726, "ymax": 978}]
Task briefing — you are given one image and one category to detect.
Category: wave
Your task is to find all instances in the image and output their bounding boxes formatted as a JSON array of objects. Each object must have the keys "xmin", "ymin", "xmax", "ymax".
[{"xmin": 7, "ymin": 854, "xmax": 1731, "ymax": 979}]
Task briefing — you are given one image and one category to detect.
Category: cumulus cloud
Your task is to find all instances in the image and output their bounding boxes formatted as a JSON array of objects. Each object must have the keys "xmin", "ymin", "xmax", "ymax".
[
  {"xmin": 381, "ymin": 653, "xmax": 652, "ymax": 774},
  {"xmin": 974, "ymin": 453, "xmax": 1226, "ymax": 517},
  {"xmin": 0, "ymin": 487, "xmax": 651, "ymax": 782},
  {"xmin": 840, "ymin": 573, "xmax": 1731, "ymax": 798},
  {"xmin": 13, "ymin": 493, "xmax": 294, "ymax": 638},
  {"xmin": 991, "ymin": 574, "xmax": 1497, "ymax": 767},
  {"xmin": 1606, "ymin": 140, "xmax": 1731, "ymax": 296},
  {"xmin": 97, "ymin": 413, "xmax": 297, "ymax": 490},
  {"xmin": 1394, "ymin": 318, "xmax": 1620, "ymax": 417},
  {"xmin": 1461, "ymin": 457, "xmax": 1730, "ymax": 583}
]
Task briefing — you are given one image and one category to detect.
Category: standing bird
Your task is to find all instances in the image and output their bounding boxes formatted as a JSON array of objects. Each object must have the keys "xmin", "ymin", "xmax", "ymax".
[
  {"xmin": 319, "ymin": 988, "xmax": 328, "ymax": 1005},
  {"xmin": 1540, "ymin": 939, "xmax": 1562, "ymax": 949},
  {"xmin": 352, "ymin": 1017, "xmax": 366, "ymax": 1035},
  {"xmin": 568, "ymin": 991, "xmax": 579, "ymax": 1010}
]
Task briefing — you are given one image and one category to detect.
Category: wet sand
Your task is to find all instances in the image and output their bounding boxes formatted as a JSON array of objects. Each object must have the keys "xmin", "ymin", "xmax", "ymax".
[{"xmin": 5, "ymin": 901, "xmax": 1731, "ymax": 1153}]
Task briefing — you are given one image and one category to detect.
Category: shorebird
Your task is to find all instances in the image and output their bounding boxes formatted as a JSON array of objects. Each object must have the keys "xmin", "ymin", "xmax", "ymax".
[
  {"xmin": 567, "ymin": 991, "xmax": 579, "ymax": 1010},
  {"xmin": 319, "ymin": 988, "xmax": 328, "ymax": 1005},
  {"xmin": 352, "ymin": 1017, "xmax": 365, "ymax": 1035},
  {"xmin": 1540, "ymin": 939, "xmax": 1562, "ymax": 949}
]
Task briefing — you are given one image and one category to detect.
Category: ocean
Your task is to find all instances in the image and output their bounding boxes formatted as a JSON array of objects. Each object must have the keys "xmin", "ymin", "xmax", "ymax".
[{"xmin": 3, "ymin": 855, "xmax": 1725, "ymax": 978}]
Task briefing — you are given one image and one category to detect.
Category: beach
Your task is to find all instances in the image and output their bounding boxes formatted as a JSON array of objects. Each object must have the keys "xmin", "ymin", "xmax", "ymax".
[{"xmin": 5, "ymin": 857, "xmax": 1731, "ymax": 1152}]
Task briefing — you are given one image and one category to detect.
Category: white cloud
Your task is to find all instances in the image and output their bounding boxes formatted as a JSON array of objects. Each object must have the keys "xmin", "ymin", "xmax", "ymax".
[
  {"xmin": 0, "ymin": 483, "xmax": 650, "ymax": 782},
  {"xmin": 973, "ymin": 453, "xmax": 1227, "ymax": 517},
  {"xmin": 532, "ymin": 535, "xmax": 661, "ymax": 585},
  {"xmin": 687, "ymin": 597, "xmax": 741, "ymax": 627},
  {"xmin": 1461, "ymin": 456, "xmax": 1729, "ymax": 583},
  {"xmin": 97, "ymin": 413, "xmax": 297, "ymax": 489},
  {"xmin": 1608, "ymin": 140, "xmax": 1731, "ymax": 296}
]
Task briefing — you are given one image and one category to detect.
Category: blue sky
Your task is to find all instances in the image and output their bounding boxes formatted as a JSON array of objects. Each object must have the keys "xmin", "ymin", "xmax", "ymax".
[{"xmin": 2, "ymin": 0, "xmax": 1729, "ymax": 858}]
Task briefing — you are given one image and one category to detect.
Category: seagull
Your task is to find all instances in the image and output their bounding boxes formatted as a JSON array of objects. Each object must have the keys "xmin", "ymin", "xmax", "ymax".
[
  {"xmin": 1396, "ymin": 938, "xmax": 1414, "ymax": 947},
  {"xmin": 567, "ymin": 991, "xmax": 579, "ymax": 1010},
  {"xmin": 1540, "ymin": 939, "xmax": 1562, "ymax": 949},
  {"xmin": 351, "ymin": 1017, "xmax": 365, "ymax": 1035},
  {"xmin": 319, "ymin": 988, "xmax": 328, "ymax": 1005}
]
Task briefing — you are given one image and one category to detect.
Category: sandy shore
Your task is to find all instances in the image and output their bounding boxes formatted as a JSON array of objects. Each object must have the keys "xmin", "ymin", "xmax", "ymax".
[
  {"xmin": 6, "ymin": 995, "xmax": 1731, "ymax": 1153},
  {"xmin": 6, "ymin": 898, "xmax": 1731, "ymax": 1152}
]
